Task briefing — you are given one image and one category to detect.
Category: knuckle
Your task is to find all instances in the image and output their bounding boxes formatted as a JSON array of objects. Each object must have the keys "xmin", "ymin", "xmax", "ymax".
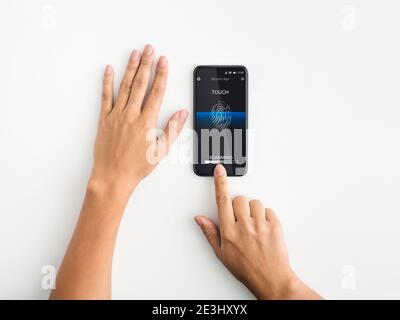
[
  {"xmin": 151, "ymin": 84, "xmax": 165, "ymax": 98},
  {"xmin": 222, "ymin": 230, "xmax": 236, "ymax": 245},
  {"xmin": 217, "ymin": 178, "xmax": 228, "ymax": 188},
  {"xmin": 156, "ymin": 67, "xmax": 168, "ymax": 77},
  {"xmin": 126, "ymin": 61, "xmax": 137, "ymax": 72},
  {"xmin": 115, "ymin": 115, "xmax": 126, "ymax": 125},
  {"xmin": 101, "ymin": 91, "xmax": 110, "ymax": 102},
  {"xmin": 140, "ymin": 57, "xmax": 153, "ymax": 67},
  {"xmin": 122, "ymin": 112, "xmax": 136, "ymax": 124},
  {"xmin": 133, "ymin": 76, "xmax": 147, "ymax": 89},
  {"xmin": 204, "ymin": 228, "xmax": 214, "ymax": 240},
  {"xmin": 222, "ymin": 229, "xmax": 233, "ymax": 241},
  {"xmin": 216, "ymin": 194, "xmax": 230, "ymax": 206},
  {"xmin": 130, "ymin": 114, "xmax": 141, "ymax": 124},
  {"xmin": 244, "ymin": 223, "xmax": 257, "ymax": 236},
  {"xmin": 119, "ymin": 82, "xmax": 131, "ymax": 95},
  {"xmin": 104, "ymin": 116, "xmax": 116, "ymax": 128}
]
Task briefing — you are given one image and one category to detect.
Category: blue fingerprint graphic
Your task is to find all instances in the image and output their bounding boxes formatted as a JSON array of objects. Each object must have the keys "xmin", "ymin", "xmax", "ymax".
[
  {"xmin": 211, "ymin": 101, "xmax": 231, "ymax": 130},
  {"xmin": 196, "ymin": 111, "xmax": 245, "ymax": 129}
]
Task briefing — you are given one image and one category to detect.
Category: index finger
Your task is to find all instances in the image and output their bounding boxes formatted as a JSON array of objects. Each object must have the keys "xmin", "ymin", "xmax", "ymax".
[{"xmin": 214, "ymin": 164, "xmax": 235, "ymax": 228}]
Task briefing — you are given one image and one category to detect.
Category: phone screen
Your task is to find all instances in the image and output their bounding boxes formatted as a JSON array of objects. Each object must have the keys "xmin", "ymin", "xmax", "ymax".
[{"xmin": 193, "ymin": 66, "xmax": 247, "ymax": 176}]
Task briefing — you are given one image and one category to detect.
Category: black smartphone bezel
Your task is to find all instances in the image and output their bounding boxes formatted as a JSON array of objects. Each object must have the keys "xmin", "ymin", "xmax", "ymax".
[{"xmin": 193, "ymin": 65, "xmax": 248, "ymax": 177}]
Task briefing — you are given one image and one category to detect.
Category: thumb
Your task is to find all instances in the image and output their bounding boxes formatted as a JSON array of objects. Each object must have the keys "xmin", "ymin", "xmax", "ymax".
[
  {"xmin": 195, "ymin": 215, "xmax": 222, "ymax": 259},
  {"xmin": 157, "ymin": 109, "xmax": 188, "ymax": 158}
]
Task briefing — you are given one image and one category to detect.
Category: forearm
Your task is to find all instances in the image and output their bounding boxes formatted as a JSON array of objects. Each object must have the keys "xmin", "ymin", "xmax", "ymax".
[{"xmin": 50, "ymin": 180, "xmax": 132, "ymax": 299}]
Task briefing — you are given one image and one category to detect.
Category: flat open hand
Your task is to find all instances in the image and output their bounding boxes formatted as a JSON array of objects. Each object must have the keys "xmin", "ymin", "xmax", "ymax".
[{"xmin": 90, "ymin": 45, "xmax": 188, "ymax": 197}]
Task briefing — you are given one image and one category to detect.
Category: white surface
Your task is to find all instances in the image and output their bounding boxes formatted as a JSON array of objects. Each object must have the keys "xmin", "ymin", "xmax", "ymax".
[{"xmin": 1, "ymin": 0, "xmax": 400, "ymax": 299}]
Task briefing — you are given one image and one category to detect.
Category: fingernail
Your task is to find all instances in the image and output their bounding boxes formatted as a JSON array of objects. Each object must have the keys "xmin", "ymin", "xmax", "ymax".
[
  {"xmin": 214, "ymin": 164, "xmax": 226, "ymax": 177},
  {"xmin": 178, "ymin": 109, "xmax": 188, "ymax": 120},
  {"xmin": 105, "ymin": 65, "xmax": 113, "ymax": 75},
  {"xmin": 130, "ymin": 50, "xmax": 140, "ymax": 62},
  {"xmin": 194, "ymin": 216, "xmax": 203, "ymax": 226},
  {"xmin": 158, "ymin": 56, "xmax": 167, "ymax": 68},
  {"xmin": 143, "ymin": 44, "xmax": 153, "ymax": 56}
]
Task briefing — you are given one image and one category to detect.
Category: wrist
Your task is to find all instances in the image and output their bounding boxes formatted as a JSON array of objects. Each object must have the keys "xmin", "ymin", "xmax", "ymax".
[
  {"xmin": 255, "ymin": 271, "xmax": 320, "ymax": 300},
  {"xmin": 253, "ymin": 270, "xmax": 302, "ymax": 300},
  {"xmin": 86, "ymin": 176, "xmax": 137, "ymax": 206},
  {"xmin": 269, "ymin": 274, "xmax": 303, "ymax": 300}
]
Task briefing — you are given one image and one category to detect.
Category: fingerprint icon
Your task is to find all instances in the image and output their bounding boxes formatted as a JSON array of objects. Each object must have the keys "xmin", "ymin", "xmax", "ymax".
[{"xmin": 211, "ymin": 102, "xmax": 231, "ymax": 130}]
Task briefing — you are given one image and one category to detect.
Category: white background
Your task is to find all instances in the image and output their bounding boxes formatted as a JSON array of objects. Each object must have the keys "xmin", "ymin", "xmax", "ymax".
[{"xmin": 1, "ymin": 0, "xmax": 400, "ymax": 299}]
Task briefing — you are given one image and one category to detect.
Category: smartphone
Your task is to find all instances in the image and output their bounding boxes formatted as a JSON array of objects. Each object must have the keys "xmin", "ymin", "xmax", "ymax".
[{"xmin": 193, "ymin": 65, "xmax": 248, "ymax": 176}]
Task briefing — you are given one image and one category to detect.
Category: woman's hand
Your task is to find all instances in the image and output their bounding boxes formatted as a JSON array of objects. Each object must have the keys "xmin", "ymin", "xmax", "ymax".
[
  {"xmin": 50, "ymin": 45, "xmax": 188, "ymax": 300},
  {"xmin": 90, "ymin": 44, "xmax": 188, "ymax": 198},
  {"xmin": 195, "ymin": 164, "xmax": 322, "ymax": 300}
]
